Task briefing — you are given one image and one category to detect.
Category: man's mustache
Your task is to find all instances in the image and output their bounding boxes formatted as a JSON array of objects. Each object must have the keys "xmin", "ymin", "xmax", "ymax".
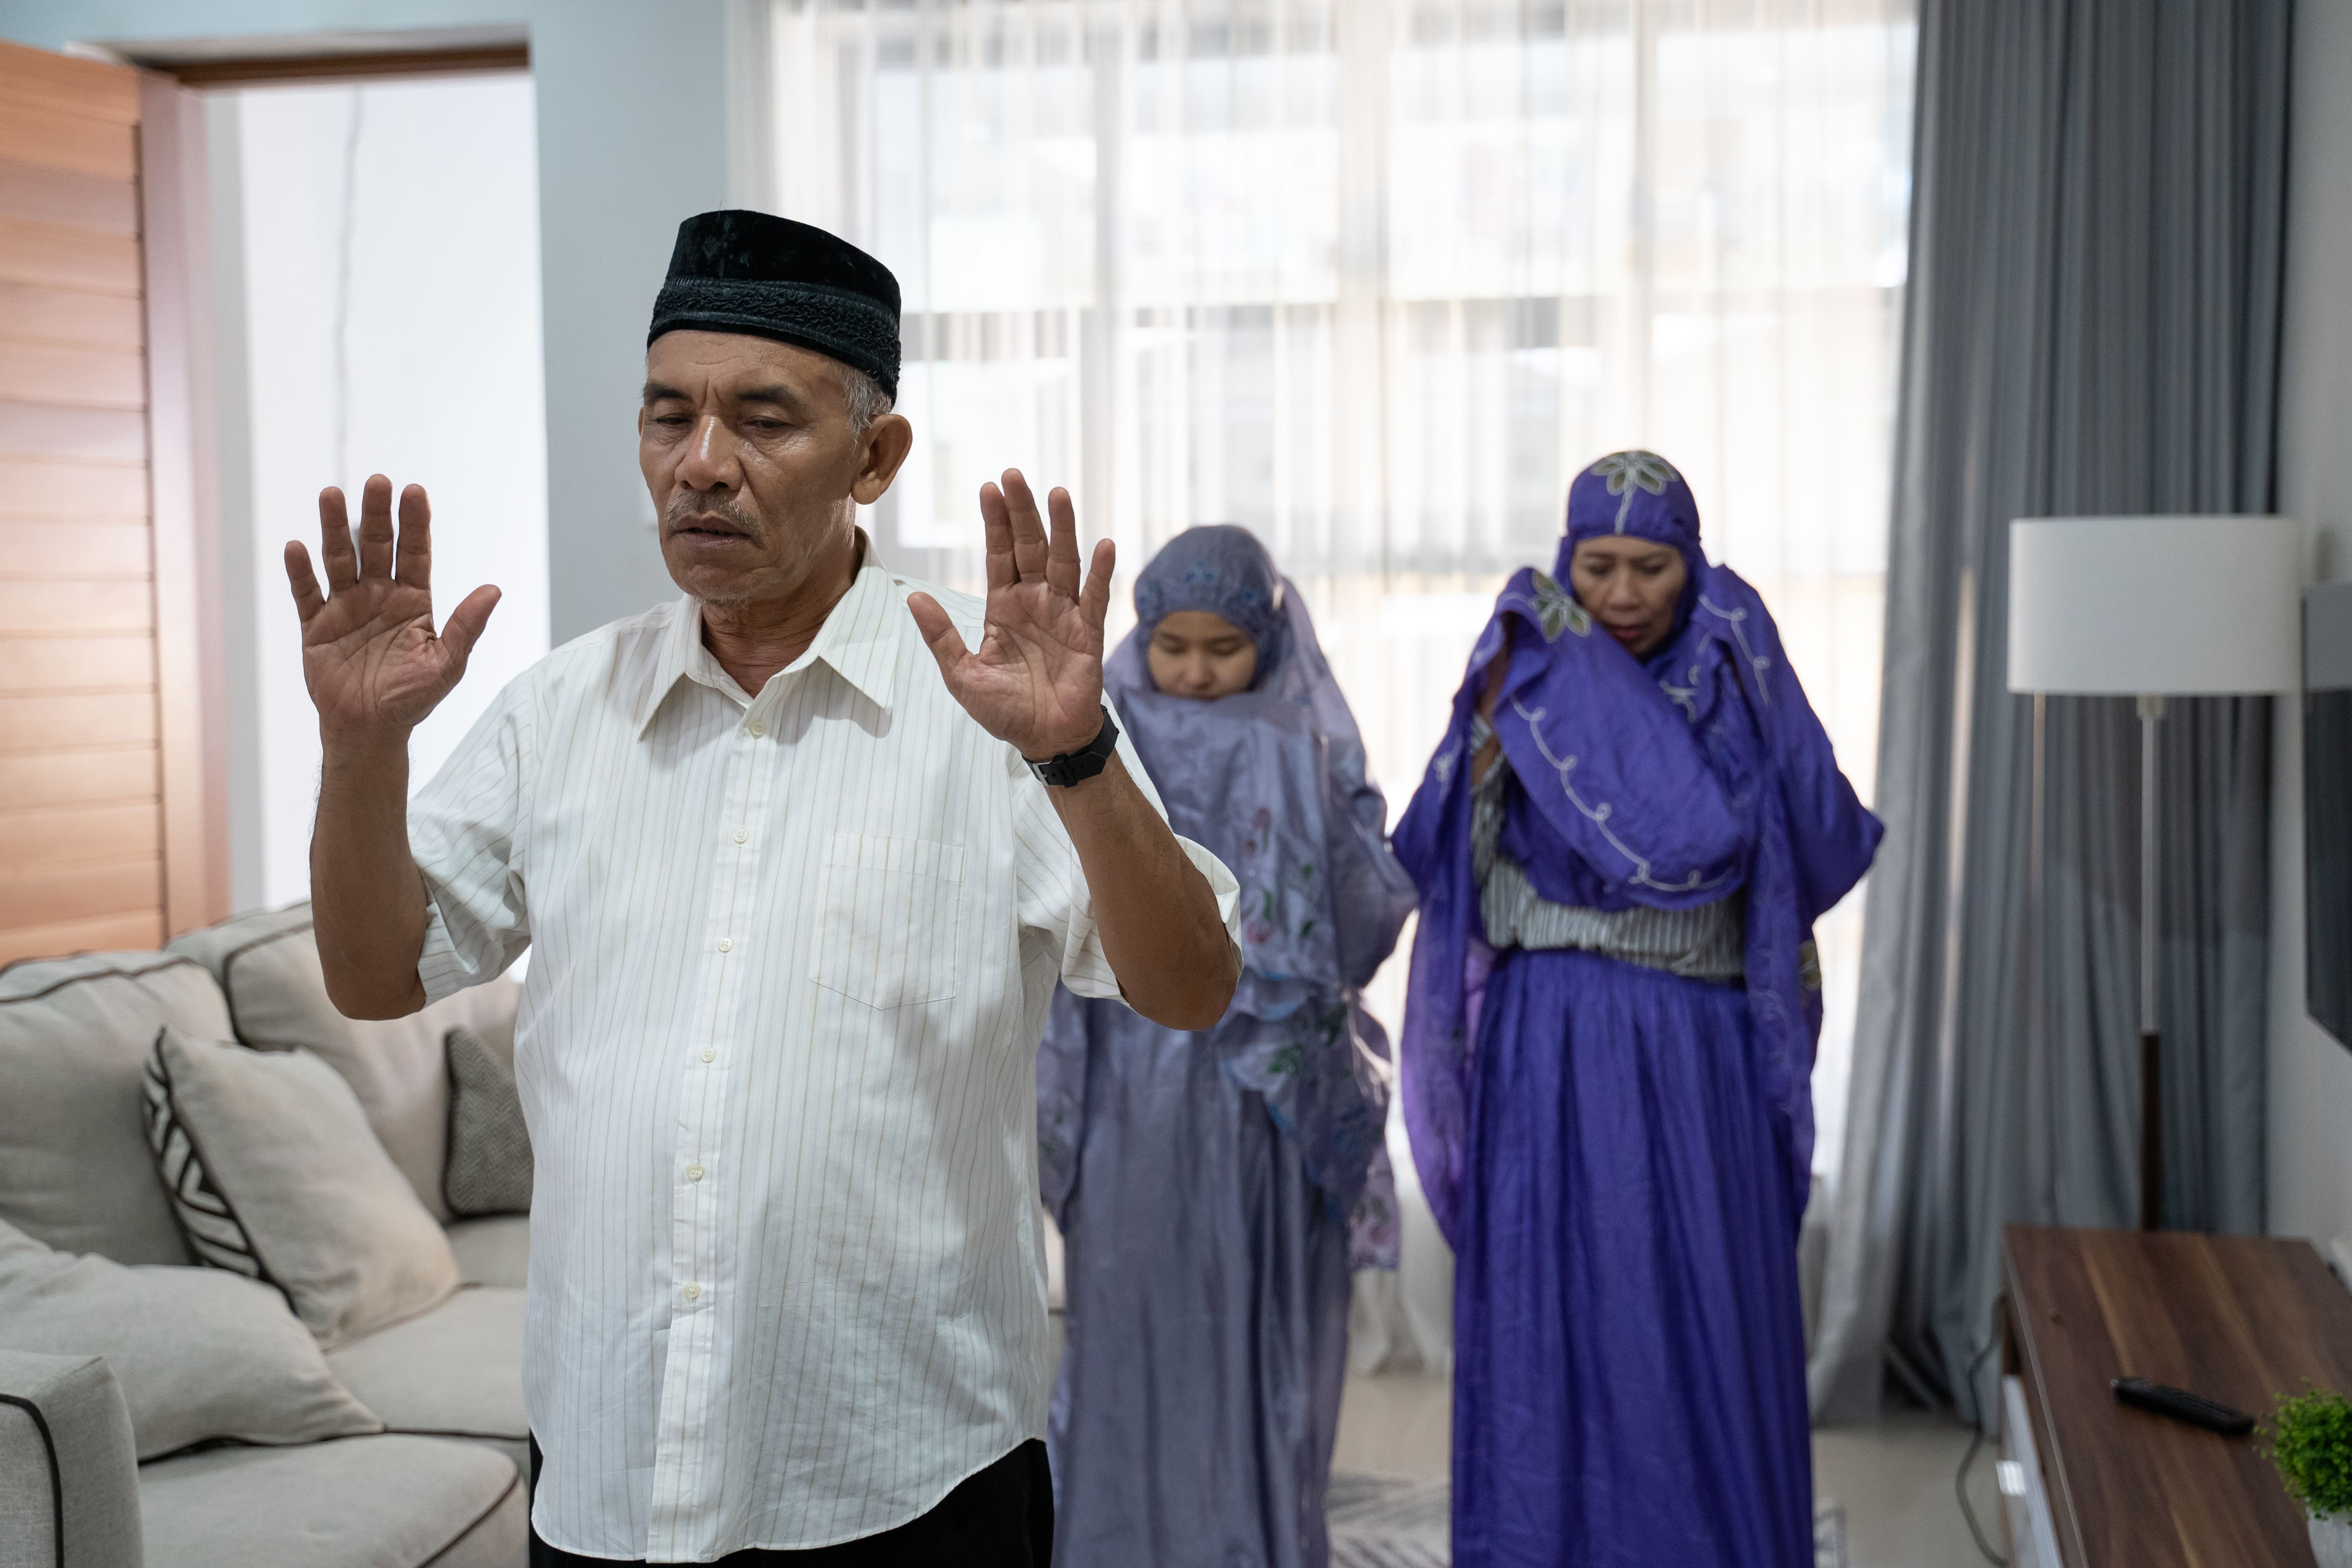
[{"xmin": 665, "ymin": 495, "xmax": 759, "ymax": 536}]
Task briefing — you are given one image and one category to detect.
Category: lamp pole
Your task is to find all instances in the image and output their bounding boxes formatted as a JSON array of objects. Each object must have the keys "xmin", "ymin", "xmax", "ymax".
[{"xmin": 2138, "ymin": 693, "xmax": 2163, "ymax": 1231}]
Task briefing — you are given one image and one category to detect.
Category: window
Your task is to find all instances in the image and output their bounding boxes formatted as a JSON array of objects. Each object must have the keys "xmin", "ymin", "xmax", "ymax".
[{"xmin": 765, "ymin": 0, "xmax": 1914, "ymax": 1177}]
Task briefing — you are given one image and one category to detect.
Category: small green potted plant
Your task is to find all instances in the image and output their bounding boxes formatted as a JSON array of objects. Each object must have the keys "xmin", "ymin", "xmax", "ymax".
[{"xmin": 2262, "ymin": 1387, "xmax": 2352, "ymax": 1568}]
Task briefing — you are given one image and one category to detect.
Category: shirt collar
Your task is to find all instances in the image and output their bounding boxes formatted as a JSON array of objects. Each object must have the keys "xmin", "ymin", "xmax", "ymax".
[{"xmin": 634, "ymin": 529, "xmax": 898, "ymax": 736}]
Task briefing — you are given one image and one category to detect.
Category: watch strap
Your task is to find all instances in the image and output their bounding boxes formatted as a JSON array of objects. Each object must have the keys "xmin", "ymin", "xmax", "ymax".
[{"xmin": 1026, "ymin": 705, "xmax": 1120, "ymax": 788}]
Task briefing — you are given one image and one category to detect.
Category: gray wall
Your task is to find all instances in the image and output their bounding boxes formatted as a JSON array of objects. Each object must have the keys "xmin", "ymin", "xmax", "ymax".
[
  {"xmin": 2271, "ymin": 0, "xmax": 2352, "ymax": 1258},
  {"xmin": 0, "ymin": 0, "xmax": 734, "ymax": 643}
]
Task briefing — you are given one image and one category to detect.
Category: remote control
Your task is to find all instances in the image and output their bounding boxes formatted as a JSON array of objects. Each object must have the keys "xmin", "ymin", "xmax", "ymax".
[{"xmin": 2110, "ymin": 1377, "xmax": 2254, "ymax": 1435}]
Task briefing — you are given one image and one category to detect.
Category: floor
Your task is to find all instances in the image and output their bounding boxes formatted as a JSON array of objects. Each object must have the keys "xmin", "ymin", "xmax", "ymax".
[{"xmin": 1331, "ymin": 1372, "xmax": 2006, "ymax": 1568}]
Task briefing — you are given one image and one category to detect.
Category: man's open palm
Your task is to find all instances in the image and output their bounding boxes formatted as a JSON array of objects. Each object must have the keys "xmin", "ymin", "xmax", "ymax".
[
  {"xmin": 286, "ymin": 475, "xmax": 500, "ymax": 741},
  {"xmin": 909, "ymin": 470, "xmax": 1112, "ymax": 760}
]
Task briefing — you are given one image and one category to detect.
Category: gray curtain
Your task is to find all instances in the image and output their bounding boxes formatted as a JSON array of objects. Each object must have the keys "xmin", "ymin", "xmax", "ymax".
[{"xmin": 1809, "ymin": 0, "xmax": 2289, "ymax": 1427}]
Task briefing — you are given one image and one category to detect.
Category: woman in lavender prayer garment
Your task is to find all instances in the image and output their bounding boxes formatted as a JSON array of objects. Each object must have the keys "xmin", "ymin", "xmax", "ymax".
[
  {"xmin": 1392, "ymin": 453, "xmax": 1882, "ymax": 1568},
  {"xmin": 1038, "ymin": 525, "xmax": 1417, "ymax": 1568}
]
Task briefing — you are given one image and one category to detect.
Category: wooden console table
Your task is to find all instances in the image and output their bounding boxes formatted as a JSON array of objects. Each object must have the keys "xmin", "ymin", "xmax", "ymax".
[{"xmin": 2003, "ymin": 1226, "xmax": 2352, "ymax": 1566}]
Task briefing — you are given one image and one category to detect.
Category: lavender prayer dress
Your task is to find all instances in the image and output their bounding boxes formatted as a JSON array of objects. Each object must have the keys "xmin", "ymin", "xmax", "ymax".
[
  {"xmin": 1038, "ymin": 526, "xmax": 1417, "ymax": 1568},
  {"xmin": 1392, "ymin": 454, "xmax": 1882, "ymax": 1568}
]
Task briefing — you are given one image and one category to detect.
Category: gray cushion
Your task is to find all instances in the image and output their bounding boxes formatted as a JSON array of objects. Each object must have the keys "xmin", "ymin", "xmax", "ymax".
[
  {"xmin": 168, "ymin": 906, "xmax": 521, "ymax": 1222},
  {"xmin": 139, "ymin": 1434, "xmax": 525, "ymax": 1568},
  {"xmin": 0, "ymin": 953, "xmax": 230, "ymax": 1265},
  {"xmin": 327, "ymin": 1286, "xmax": 526, "ymax": 1474},
  {"xmin": 0, "ymin": 1350, "xmax": 142, "ymax": 1568},
  {"xmin": 443, "ymin": 1027, "xmax": 532, "ymax": 1217},
  {"xmin": 145, "ymin": 1028, "xmax": 459, "ymax": 1349},
  {"xmin": 445, "ymin": 1214, "xmax": 530, "ymax": 1289},
  {"xmin": 0, "ymin": 1217, "xmax": 381, "ymax": 1459}
]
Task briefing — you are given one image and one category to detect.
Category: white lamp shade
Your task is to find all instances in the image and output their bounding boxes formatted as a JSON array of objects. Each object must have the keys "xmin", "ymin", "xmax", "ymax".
[{"xmin": 2006, "ymin": 516, "xmax": 2302, "ymax": 695}]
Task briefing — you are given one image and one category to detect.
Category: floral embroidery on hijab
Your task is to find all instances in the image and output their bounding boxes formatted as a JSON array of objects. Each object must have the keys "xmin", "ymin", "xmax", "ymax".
[
  {"xmin": 1588, "ymin": 449, "xmax": 1684, "ymax": 532},
  {"xmin": 1523, "ymin": 572, "xmax": 1592, "ymax": 642}
]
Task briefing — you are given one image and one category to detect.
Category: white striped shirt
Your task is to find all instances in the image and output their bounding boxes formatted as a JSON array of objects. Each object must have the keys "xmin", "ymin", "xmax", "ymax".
[{"xmin": 408, "ymin": 538, "xmax": 1240, "ymax": 1559}]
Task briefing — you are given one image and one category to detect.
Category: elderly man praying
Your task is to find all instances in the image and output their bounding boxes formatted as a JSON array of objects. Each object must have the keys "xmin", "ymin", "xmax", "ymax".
[{"xmin": 287, "ymin": 211, "xmax": 1241, "ymax": 1567}]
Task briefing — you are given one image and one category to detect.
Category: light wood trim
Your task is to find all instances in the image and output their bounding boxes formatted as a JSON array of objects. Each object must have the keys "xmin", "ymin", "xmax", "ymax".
[
  {"xmin": 0, "ymin": 581, "xmax": 153, "ymax": 634},
  {"xmin": 0, "ymin": 215, "xmax": 141, "ymax": 295},
  {"xmin": 0, "ymin": 40, "xmax": 142, "ymax": 126},
  {"xmin": 0, "ymin": 522, "xmax": 151, "ymax": 579},
  {"xmin": 0, "ymin": 801, "xmax": 160, "ymax": 871},
  {"xmin": 159, "ymin": 44, "xmax": 529, "ymax": 87},
  {"xmin": 0, "ymin": 691, "xmax": 158, "ymax": 752},
  {"xmin": 0, "ymin": 402, "xmax": 146, "ymax": 462},
  {"xmin": 0, "ymin": 855, "xmax": 163, "ymax": 926},
  {"xmin": 0, "ymin": 98, "xmax": 136, "ymax": 182},
  {"xmin": 0, "ymin": 157, "xmax": 139, "ymax": 235},
  {"xmin": 0, "ymin": 746, "xmax": 158, "ymax": 810},
  {"xmin": 0, "ymin": 283, "xmax": 145, "ymax": 349},
  {"xmin": 0, "ymin": 340, "xmax": 145, "ymax": 409},
  {"xmin": 0, "ymin": 907, "xmax": 162, "ymax": 964},
  {"xmin": 0, "ymin": 38, "xmax": 166, "ymax": 959},
  {"xmin": 0, "ymin": 456, "xmax": 148, "ymax": 517},
  {"xmin": 0, "ymin": 635, "xmax": 154, "ymax": 694},
  {"xmin": 138, "ymin": 72, "xmax": 229, "ymax": 934}
]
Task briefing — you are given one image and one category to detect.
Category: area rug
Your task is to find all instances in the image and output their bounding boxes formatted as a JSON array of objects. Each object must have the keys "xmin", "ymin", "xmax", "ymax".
[
  {"xmin": 1327, "ymin": 1474, "xmax": 1850, "ymax": 1568},
  {"xmin": 1328, "ymin": 1473, "xmax": 1448, "ymax": 1568}
]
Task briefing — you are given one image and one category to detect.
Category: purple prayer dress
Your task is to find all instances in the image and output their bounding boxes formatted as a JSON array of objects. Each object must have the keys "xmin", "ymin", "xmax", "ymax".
[
  {"xmin": 1393, "ymin": 453, "xmax": 1882, "ymax": 1568},
  {"xmin": 1038, "ymin": 527, "xmax": 1417, "ymax": 1568}
]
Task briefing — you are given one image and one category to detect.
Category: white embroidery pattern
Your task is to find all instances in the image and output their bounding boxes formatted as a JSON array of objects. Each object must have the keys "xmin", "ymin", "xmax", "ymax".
[
  {"xmin": 1699, "ymin": 595, "xmax": 1773, "ymax": 707},
  {"xmin": 1505, "ymin": 692, "xmax": 1735, "ymax": 895},
  {"xmin": 1660, "ymin": 660, "xmax": 1702, "ymax": 723},
  {"xmin": 1587, "ymin": 450, "xmax": 1682, "ymax": 533},
  {"xmin": 1497, "ymin": 573, "xmax": 1591, "ymax": 642}
]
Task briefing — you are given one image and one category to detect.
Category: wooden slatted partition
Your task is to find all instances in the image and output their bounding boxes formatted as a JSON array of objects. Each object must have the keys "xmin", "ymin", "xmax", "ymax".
[{"xmin": 0, "ymin": 41, "xmax": 167, "ymax": 963}]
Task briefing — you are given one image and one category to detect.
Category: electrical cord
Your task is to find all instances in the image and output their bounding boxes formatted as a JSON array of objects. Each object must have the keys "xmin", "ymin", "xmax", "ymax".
[{"xmin": 1956, "ymin": 1335, "xmax": 2008, "ymax": 1566}]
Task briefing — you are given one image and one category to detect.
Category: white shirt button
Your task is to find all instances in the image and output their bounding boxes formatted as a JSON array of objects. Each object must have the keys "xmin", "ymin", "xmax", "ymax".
[
  {"xmin": 700, "ymin": 1047, "xmax": 716, "ymax": 1063},
  {"xmin": 717, "ymin": 938, "xmax": 733, "ymax": 953},
  {"xmin": 732, "ymin": 829, "xmax": 748, "ymax": 844},
  {"xmin": 747, "ymin": 720, "xmax": 765, "ymax": 738},
  {"xmin": 686, "ymin": 1163, "xmax": 704, "ymax": 1181},
  {"xmin": 683, "ymin": 1282, "xmax": 701, "ymax": 1300}
]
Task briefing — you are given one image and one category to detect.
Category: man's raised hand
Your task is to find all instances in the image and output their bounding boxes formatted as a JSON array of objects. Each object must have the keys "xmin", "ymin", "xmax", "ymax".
[
  {"xmin": 907, "ymin": 470, "xmax": 1112, "ymax": 761},
  {"xmin": 285, "ymin": 475, "xmax": 500, "ymax": 742}
]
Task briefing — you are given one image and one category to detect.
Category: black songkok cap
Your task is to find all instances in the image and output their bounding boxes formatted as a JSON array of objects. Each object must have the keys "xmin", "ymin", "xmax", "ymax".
[{"xmin": 648, "ymin": 210, "xmax": 901, "ymax": 400}]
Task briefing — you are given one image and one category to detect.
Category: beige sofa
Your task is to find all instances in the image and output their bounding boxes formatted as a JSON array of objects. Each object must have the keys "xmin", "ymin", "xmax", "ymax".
[{"xmin": 0, "ymin": 905, "xmax": 531, "ymax": 1568}]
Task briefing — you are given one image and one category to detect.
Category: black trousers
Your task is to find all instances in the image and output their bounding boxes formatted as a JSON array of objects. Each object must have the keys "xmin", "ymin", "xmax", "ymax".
[{"xmin": 526, "ymin": 1436, "xmax": 1053, "ymax": 1567}]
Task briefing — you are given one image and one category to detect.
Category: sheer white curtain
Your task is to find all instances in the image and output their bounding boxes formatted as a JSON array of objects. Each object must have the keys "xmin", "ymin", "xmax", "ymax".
[{"xmin": 765, "ymin": 0, "xmax": 1912, "ymax": 1197}]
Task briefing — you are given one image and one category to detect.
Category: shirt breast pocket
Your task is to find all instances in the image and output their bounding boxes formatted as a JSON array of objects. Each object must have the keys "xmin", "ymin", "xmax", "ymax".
[{"xmin": 810, "ymin": 832, "xmax": 966, "ymax": 1009}]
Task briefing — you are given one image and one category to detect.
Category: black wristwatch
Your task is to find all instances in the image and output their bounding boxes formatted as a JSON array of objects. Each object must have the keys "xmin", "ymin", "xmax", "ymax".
[{"xmin": 1025, "ymin": 705, "xmax": 1121, "ymax": 788}]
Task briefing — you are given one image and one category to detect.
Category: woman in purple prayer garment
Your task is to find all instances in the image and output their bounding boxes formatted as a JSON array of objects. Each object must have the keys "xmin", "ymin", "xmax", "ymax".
[
  {"xmin": 1038, "ymin": 525, "xmax": 1417, "ymax": 1568},
  {"xmin": 1392, "ymin": 453, "xmax": 1882, "ymax": 1568}
]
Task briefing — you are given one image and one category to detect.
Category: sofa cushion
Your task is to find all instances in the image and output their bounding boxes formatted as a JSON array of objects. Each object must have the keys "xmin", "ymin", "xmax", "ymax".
[
  {"xmin": 0, "ymin": 952, "xmax": 231, "ymax": 1267},
  {"xmin": 0, "ymin": 1217, "xmax": 382, "ymax": 1459},
  {"xmin": 443, "ymin": 1026, "xmax": 532, "ymax": 1217},
  {"xmin": 326, "ymin": 1285, "xmax": 526, "ymax": 1474},
  {"xmin": 145, "ymin": 1028, "xmax": 459, "ymax": 1349},
  {"xmin": 168, "ymin": 905, "xmax": 520, "ymax": 1222},
  {"xmin": 139, "ymin": 1434, "xmax": 526, "ymax": 1568},
  {"xmin": 445, "ymin": 1214, "xmax": 529, "ymax": 1289},
  {"xmin": 0, "ymin": 1350, "xmax": 142, "ymax": 1568}
]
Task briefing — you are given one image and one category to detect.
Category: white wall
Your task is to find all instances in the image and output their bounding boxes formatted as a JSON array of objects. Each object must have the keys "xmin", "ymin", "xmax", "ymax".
[
  {"xmin": 0, "ymin": 0, "xmax": 735, "ymax": 644},
  {"xmin": 233, "ymin": 74, "xmax": 550, "ymax": 909},
  {"xmin": 2269, "ymin": 0, "xmax": 2352, "ymax": 1255}
]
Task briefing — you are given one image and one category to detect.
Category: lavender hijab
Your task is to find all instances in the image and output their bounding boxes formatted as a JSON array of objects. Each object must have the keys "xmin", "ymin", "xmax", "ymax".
[
  {"xmin": 1391, "ymin": 452, "xmax": 1882, "ymax": 1241},
  {"xmin": 1037, "ymin": 526, "xmax": 1417, "ymax": 1219}
]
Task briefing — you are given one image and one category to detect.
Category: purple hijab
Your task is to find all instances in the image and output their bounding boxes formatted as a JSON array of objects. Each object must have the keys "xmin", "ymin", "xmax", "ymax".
[
  {"xmin": 1039, "ymin": 526, "xmax": 1418, "ymax": 1224},
  {"xmin": 1390, "ymin": 452, "xmax": 1882, "ymax": 1242}
]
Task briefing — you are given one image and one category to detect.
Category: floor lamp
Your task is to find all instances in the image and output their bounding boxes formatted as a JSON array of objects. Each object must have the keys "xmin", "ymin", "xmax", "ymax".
[{"xmin": 2007, "ymin": 516, "xmax": 2299, "ymax": 1231}]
